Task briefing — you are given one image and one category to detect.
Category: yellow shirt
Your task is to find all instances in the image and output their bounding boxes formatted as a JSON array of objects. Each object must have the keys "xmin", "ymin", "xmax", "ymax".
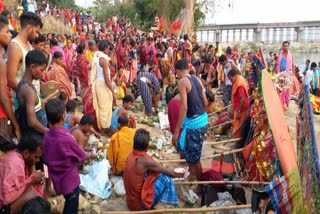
[
  {"xmin": 107, "ymin": 126, "xmax": 136, "ymax": 175},
  {"xmin": 84, "ymin": 50, "xmax": 95, "ymax": 63}
]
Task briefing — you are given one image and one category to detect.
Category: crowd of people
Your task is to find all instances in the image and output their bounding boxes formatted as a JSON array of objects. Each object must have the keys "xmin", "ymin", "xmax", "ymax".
[{"xmin": 0, "ymin": 1, "xmax": 318, "ymax": 212}]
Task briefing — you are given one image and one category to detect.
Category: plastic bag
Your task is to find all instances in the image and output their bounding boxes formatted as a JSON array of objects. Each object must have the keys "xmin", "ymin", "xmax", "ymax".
[
  {"xmin": 114, "ymin": 178, "xmax": 126, "ymax": 196},
  {"xmin": 80, "ymin": 159, "xmax": 112, "ymax": 199}
]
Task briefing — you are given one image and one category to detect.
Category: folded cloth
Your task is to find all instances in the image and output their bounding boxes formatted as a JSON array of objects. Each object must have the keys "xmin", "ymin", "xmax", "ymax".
[{"xmin": 178, "ymin": 112, "xmax": 208, "ymax": 151}]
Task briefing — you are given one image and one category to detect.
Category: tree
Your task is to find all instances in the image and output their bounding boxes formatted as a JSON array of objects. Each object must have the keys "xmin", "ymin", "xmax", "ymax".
[{"xmin": 49, "ymin": 0, "xmax": 78, "ymax": 9}]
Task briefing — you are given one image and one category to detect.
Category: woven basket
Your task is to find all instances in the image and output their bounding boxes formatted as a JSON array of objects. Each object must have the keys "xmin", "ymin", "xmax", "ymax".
[{"xmin": 41, "ymin": 81, "xmax": 61, "ymax": 98}]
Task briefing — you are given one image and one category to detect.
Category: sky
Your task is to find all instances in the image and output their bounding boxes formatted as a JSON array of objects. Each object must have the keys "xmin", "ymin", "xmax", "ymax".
[
  {"xmin": 206, "ymin": 0, "xmax": 320, "ymax": 24},
  {"xmin": 75, "ymin": 0, "xmax": 320, "ymax": 24}
]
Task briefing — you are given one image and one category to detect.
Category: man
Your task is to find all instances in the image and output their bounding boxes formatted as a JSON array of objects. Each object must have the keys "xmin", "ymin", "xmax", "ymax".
[
  {"xmin": 43, "ymin": 99, "xmax": 87, "ymax": 214},
  {"xmin": 70, "ymin": 114, "xmax": 96, "ymax": 149},
  {"xmin": 84, "ymin": 40, "xmax": 96, "ymax": 63},
  {"xmin": 304, "ymin": 59, "xmax": 310, "ymax": 73},
  {"xmin": 227, "ymin": 69, "xmax": 249, "ymax": 138},
  {"xmin": 276, "ymin": 41, "xmax": 294, "ymax": 74},
  {"xmin": 110, "ymin": 95, "xmax": 134, "ymax": 131},
  {"xmin": 123, "ymin": 129, "xmax": 182, "ymax": 211},
  {"xmin": 92, "ymin": 40, "xmax": 116, "ymax": 131},
  {"xmin": 173, "ymin": 59, "xmax": 208, "ymax": 181},
  {"xmin": 7, "ymin": 12, "xmax": 42, "ymax": 92},
  {"xmin": 32, "ymin": 34, "xmax": 45, "ymax": 52},
  {"xmin": 0, "ymin": 15, "xmax": 21, "ymax": 144},
  {"xmin": 108, "ymin": 115, "xmax": 136, "ymax": 175},
  {"xmin": 0, "ymin": 134, "xmax": 45, "ymax": 213},
  {"xmin": 15, "ymin": 50, "xmax": 48, "ymax": 136},
  {"xmin": 310, "ymin": 62, "xmax": 319, "ymax": 96},
  {"xmin": 218, "ymin": 54, "xmax": 240, "ymax": 107}
]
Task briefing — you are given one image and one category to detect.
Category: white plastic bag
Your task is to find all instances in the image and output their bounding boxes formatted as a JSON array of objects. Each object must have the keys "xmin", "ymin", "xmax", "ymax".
[{"xmin": 114, "ymin": 178, "xmax": 126, "ymax": 196}]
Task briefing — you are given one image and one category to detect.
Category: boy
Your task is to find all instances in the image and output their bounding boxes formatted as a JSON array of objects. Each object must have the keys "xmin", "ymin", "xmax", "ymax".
[{"xmin": 43, "ymin": 98, "xmax": 86, "ymax": 214}]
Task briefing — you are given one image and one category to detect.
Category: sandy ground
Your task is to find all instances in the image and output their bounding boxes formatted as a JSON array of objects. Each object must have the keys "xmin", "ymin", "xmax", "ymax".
[{"xmin": 46, "ymin": 98, "xmax": 320, "ymax": 214}]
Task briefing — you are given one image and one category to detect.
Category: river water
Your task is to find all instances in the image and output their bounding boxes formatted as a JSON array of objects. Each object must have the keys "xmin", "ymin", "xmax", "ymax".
[{"xmin": 294, "ymin": 52, "xmax": 319, "ymax": 68}]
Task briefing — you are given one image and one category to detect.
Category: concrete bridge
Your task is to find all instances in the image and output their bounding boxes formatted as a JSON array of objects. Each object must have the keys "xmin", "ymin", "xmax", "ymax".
[{"xmin": 196, "ymin": 21, "xmax": 320, "ymax": 43}]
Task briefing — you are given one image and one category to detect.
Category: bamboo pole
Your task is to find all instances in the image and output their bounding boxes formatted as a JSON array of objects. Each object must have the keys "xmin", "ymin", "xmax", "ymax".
[
  {"xmin": 208, "ymin": 104, "xmax": 232, "ymax": 117},
  {"xmin": 174, "ymin": 180, "xmax": 270, "ymax": 185},
  {"xmin": 158, "ymin": 148, "xmax": 243, "ymax": 163},
  {"xmin": 208, "ymin": 120, "xmax": 233, "ymax": 130},
  {"xmin": 104, "ymin": 204, "xmax": 252, "ymax": 214},
  {"xmin": 208, "ymin": 95, "xmax": 253, "ymax": 117},
  {"xmin": 204, "ymin": 138, "xmax": 240, "ymax": 145}
]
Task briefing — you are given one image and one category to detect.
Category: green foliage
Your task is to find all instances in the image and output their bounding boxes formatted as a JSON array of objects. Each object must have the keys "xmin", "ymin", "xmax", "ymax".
[
  {"xmin": 194, "ymin": 2, "xmax": 206, "ymax": 30},
  {"xmin": 91, "ymin": 0, "xmax": 206, "ymax": 32}
]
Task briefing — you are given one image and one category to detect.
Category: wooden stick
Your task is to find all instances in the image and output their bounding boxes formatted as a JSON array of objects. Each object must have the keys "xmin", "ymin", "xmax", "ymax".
[
  {"xmin": 208, "ymin": 104, "xmax": 232, "ymax": 117},
  {"xmin": 174, "ymin": 180, "xmax": 270, "ymax": 185},
  {"xmin": 104, "ymin": 204, "xmax": 252, "ymax": 214},
  {"xmin": 208, "ymin": 120, "xmax": 233, "ymax": 130},
  {"xmin": 208, "ymin": 95, "xmax": 253, "ymax": 117},
  {"xmin": 204, "ymin": 138, "xmax": 240, "ymax": 145},
  {"xmin": 158, "ymin": 148, "xmax": 243, "ymax": 163}
]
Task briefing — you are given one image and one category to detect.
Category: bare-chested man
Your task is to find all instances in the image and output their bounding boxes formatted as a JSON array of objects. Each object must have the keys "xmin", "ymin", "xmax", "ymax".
[{"xmin": 7, "ymin": 12, "xmax": 42, "ymax": 94}]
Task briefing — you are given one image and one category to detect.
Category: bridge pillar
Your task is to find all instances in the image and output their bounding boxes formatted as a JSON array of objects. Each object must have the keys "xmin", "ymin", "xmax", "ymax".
[
  {"xmin": 254, "ymin": 28, "xmax": 262, "ymax": 42},
  {"xmin": 246, "ymin": 29, "xmax": 249, "ymax": 40},
  {"xmin": 295, "ymin": 27, "xmax": 304, "ymax": 43},
  {"xmin": 215, "ymin": 30, "xmax": 221, "ymax": 42},
  {"xmin": 271, "ymin": 28, "xmax": 278, "ymax": 43},
  {"xmin": 233, "ymin": 30, "xmax": 236, "ymax": 42}
]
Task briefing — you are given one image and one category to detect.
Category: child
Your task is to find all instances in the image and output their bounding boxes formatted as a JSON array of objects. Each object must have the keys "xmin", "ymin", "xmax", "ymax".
[
  {"xmin": 113, "ymin": 66, "xmax": 127, "ymax": 99},
  {"xmin": 63, "ymin": 100, "xmax": 101, "ymax": 137},
  {"xmin": 43, "ymin": 98, "xmax": 87, "ymax": 214},
  {"xmin": 206, "ymin": 90, "xmax": 220, "ymax": 113},
  {"xmin": 63, "ymin": 100, "xmax": 80, "ymax": 129}
]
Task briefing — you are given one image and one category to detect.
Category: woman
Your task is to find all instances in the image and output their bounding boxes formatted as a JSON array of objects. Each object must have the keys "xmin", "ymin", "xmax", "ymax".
[
  {"xmin": 199, "ymin": 56, "xmax": 217, "ymax": 88},
  {"xmin": 137, "ymin": 64, "xmax": 160, "ymax": 116},
  {"xmin": 43, "ymin": 42, "xmax": 52, "ymax": 71},
  {"xmin": 64, "ymin": 38, "xmax": 76, "ymax": 74},
  {"xmin": 129, "ymin": 39, "xmax": 138, "ymax": 83},
  {"xmin": 165, "ymin": 74, "xmax": 178, "ymax": 104},
  {"xmin": 47, "ymin": 51, "xmax": 72, "ymax": 100},
  {"xmin": 0, "ymin": 15, "xmax": 21, "ymax": 148},
  {"xmin": 73, "ymin": 43, "xmax": 90, "ymax": 96}
]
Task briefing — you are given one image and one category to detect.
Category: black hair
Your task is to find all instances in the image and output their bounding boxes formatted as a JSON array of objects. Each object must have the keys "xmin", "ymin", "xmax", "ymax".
[
  {"xmin": 10, "ymin": 30, "xmax": 18, "ymax": 39},
  {"xmin": 53, "ymin": 51, "xmax": 63, "ymax": 59},
  {"xmin": 282, "ymin": 41, "xmax": 290, "ymax": 46},
  {"xmin": 58, "ymin": 92, "xmax": 66, "ymax": 102},
  {"xmin": 306, "ymin": 59, "xmax": 311, "ymax": 63},
  {"xmin": 133, "ymin": 129, "xmax": 150, "ymax": 151},
  {"xmin": 311, "ymin": 62, "xmax": 317, "ymax": 68},
  {"xmin": 183, "ymin": 34, "xmax": 188, "ymax": 40},
  {"xmin": 65, "ymin": 100, "xmax": 77, "ymax": 112},
  {"xmin": 155, "ymin": 53, "xmax": 162, "ymax": 58},
  {"xmin": 205, "ymin": 90, "xmax": 215, "ymax": 103},
  {"xmin": 0, "ymin": 15, "xmax": 8, "ymax": 29},
  {"xmin": 98, "ymin": 40, "xmax": 109, "ymax": 51},
  {"xmin": 226, "ymin": 46, "xmax": 232, "ymax": 55},
  {"xmin": 208, "ymin": 45, "xmax": 213, "ymax": 49},
  {"xmin": 80, "ymin": 114, "xmax": 94, "ymax": 125},
  {"xmin": 227, "ymin": 69, "xmax": 239, "ymax": 78},
  {"xmin": 20, "ymin": 12, "xmax": 43, "ymax": 29},
  {"xmin": 20, "ymin": 197, "xmax": 51, "ymax": 214},
  {"xmin": 76, "ymin": 43, "xmax": 85, "ymax": 54},
  {"xmin": 118, "ymin": 115, "xmax": 128, "ymax": 127},
  {"xmin": 1, "ymin": 10, "xmax": 10, "ymax": 17},
  {"xmin": 17, "ymin": 133, "xmax": 42, "ymax": 152},
  {"xmin": 175, "ymin": 59, "xmax": 189, "ymax": 71},
  {"xmin": 123, "ymin": 94, "xmax": 134, "ymax": 103},
  {"xmin": 33, "ymin": 34, "xmax": 46, "ymax": 44},
  {"xmin": 50, "ymin": 38, "xmax": 58, "ymax": 46},
  {"xmin": 204, "ymin": 56, "xmax": 212, "ymax": 64},
  {"xmin": 45, "ymin": 98, "xmax": 66, "ymax": 125},
  {"xmin": 218, "ymin": 54, "xmax": 227, "ymax": 63},
  {"xmin": 25, "ymin": 50, "xmax": 48, "ymax": 68}
]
